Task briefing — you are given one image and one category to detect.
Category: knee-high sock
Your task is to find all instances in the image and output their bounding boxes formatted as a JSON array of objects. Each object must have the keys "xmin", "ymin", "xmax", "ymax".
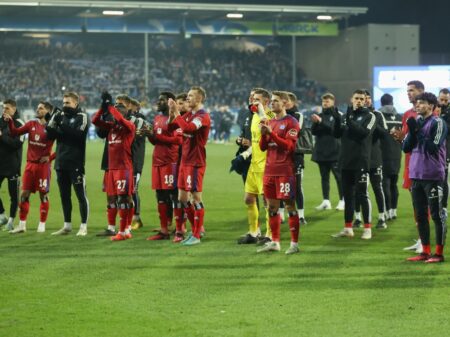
[
  {"xmin": 118, "ymin": 208, "xmax": 129, "ymax": 233},
  {"xmin": 269, "ymin": 212, "xmax": 280, "ymax": 242},
  {"xmin": 184, "ymin": 202, "xmax": 195, "ymax": 229},
  {"xmin": 40, "ymin": 200, "xmax": 49, "ymax": 222},
  {"xmin": 193, "ymin": 202, "xmax": 205, "ymax": 239},
  {"xmin": 174, "ymin": 205, "xmax": 184, "ymax": 233},
  {"xmin": 19, "ymin": 200, "xmax": 30, "ymax": 221},
  {"xmin": 158, "ymin": 202, "xmax": 169, "ymax": 232},
  {"xmin": 288, "ymin": 211, "xmax": 299, "ymax": 243},
  {"xmin": 247, "ymin": 202, "xmax": 259, "ymax": 235}
]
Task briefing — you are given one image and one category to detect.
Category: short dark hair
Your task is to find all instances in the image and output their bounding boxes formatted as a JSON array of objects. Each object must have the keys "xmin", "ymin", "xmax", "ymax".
[
  {"xmin": 415, "ymin": 92, "xmax": 438, "ymax": 107},
  {"xmin": 253, "ymin": 88, "xmax": 271, "ymax": 100},
  {"xmin": 176, "ymin": 93, "xmax": 187, "ymax": 101},
  {"xmin": 160, "ymin": 91, "xmax": 176, "ymax": 100},
  {"xmin": 39, "ymin": 101, "xmax": 53, "ymax": 111},
  {"xmin": 380, "ymin": 93, "xmax": 393, "ymax": 106},
  {"xmin": 363, "ymin": 89, "xmax": 371, "ymax": 97},
  {"xmin": 439, "ymin": 88, "xmax": 450, "ymax": 95},
  {"xmin": 352, "ymin": 89, "xmax": 366, "ymax": 96},
  {"xmin": 407, "ymin": 80, "xmax": 425, "ymax": 91},
  {"xmin": 3, "ymin": 99, "xmax": 16, "ymax": 107}
]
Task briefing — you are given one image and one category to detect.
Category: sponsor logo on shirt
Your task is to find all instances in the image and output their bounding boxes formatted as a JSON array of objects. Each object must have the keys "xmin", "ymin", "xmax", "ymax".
[
  {"xmin": 35, "ymin": 134, "xmax": 40, "ymax": 141},
  {"xmin": 288, "ymin": 129, "xmax": 298, "ymax": 137}
]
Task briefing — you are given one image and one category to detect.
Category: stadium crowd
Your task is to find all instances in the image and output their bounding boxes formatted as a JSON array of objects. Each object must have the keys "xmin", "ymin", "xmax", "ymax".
[{"xmin": 0, "ymin": 38, "xmax": 326, "ymax": 112}]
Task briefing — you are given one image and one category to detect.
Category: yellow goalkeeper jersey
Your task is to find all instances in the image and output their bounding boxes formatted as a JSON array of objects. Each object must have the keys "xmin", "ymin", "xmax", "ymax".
[{"xmin": 250, "ymin": 108, "xmax": 275, "ymax": 173}]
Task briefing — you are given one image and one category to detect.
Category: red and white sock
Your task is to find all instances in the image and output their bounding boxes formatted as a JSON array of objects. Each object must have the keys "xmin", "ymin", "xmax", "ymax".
[
  {"xmin": 19, "ymin": 200, "xmax": 30, "ymax": 221},
  {"xmin": 288, "ymin": 211, "xmax": 299, "ymax": 243},
  {"xmin": 269, "ymin": 212, "xmax": 281, "ymax": 243},
  {"xmin": 39, "ymin": 200, "xmax": 49, "ymax": 223}
]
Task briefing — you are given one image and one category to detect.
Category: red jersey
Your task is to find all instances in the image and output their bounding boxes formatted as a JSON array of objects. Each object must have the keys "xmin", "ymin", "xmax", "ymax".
[
  {"xmin": 8, "ymin": 119, "xmax": 54, "ymax": 163},
  {"xmin": 149, "ymin": 114, "xmax": 183, "ymax": 166},
  {"xmin": 260, "ymin": 114, "xmax": 300, "ymax": 176},
  {"xmin": 92, "ymin": 106, "xmax": 136, "ymax": 170},
  {"xmin": 173, "ymin": 109, "xmax": 211, "ymax": 167}
]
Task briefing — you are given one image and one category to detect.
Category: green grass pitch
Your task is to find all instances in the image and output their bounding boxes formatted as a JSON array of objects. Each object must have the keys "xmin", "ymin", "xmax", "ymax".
[{"xmin": 0, "ymin": 141, "xmax": 449, "ymax": 337}]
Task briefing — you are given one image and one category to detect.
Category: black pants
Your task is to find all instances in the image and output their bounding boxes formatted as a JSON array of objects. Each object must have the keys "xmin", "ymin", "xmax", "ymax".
[
  {"xmin": 56, "ymin": 168, "xmax": 89, "ymax": 224},
  {"xmin": 342, "ymin": 169, "xmax": 371, "ymax": 224},
  {"xmin": 317, "ymin": 161, "xmax": 343, "ymax": 200},
  {"xmin": 0, "ymin": 174, "xmax": 20, "ymax": 218},
  {"xmin": 382, "ymin": 173, "xmax": 399, "ymax": 211},
  {"xmin": 443, "ymin": 163, "xmax": 449, "ymax": 208},
  {"xmin": 294, "ymin": 154, "xmax": 304, "ymax": 210},
  {"xmin": 411, "ymin": 179, "xmax": 447, "ymax": 246},
  {"xmin": 355, "ymin": 166, "xmax": 386, "ymax": 214},
  {"xmin": 132, "ymin": 172, "xmax": 141, "ymax": 216}
]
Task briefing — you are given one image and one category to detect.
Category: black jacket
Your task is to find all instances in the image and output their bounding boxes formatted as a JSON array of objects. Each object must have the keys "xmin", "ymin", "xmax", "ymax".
[
  {"xmin": 311, "ymin": 107, "xmax": 341, "ymax": 163},
  {"xmin": 333, "ymin": 107, "xmax": 376, "ymax": 171},
  {"xmin": 129, "ymin": 111, "xmax": 147, "ymax": 174},
  {"xmin": 0, "ymin": 113, "xmax": 24, "ymax": 176},
  {"xmin": 96, "ymin": 120, "xmax": 110, "ymax": 172},
  {"xmin": 379, "ymin": 105, "xmax": 402, "ymax": 175},
  {"xmin": 369, "ymin": 108, "xmax": 388, "ymax": 169},
  {"xmin": 287, "ymin": 106, "xmax": 305, "ymax": 167},
  {"xmin": 46, "ymin": 107, "xmax": 89, "ymax": 171},
  {"xmin": 439, "ymin": 105, "xmax": 450, "ymax": 163}
]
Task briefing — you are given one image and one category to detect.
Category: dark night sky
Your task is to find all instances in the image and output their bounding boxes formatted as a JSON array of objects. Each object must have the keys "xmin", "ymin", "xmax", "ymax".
[{"xmin": 144, "ymin": 0, "xmax": 450, "ymax": 53}]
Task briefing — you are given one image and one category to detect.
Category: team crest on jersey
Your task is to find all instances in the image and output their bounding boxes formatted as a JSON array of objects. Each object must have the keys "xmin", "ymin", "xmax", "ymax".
[
  {"xmin": 357, "ymin": 116, "xmax": 362, "ymax": 121},
  {"xmin": 157, "ymin": 128, "xmax": 162, "ymax": 134},
  {"xmin": 330, "ymin": 117, "xmax": 334, "ymax": 122},
  {"xmin": 280, "ymin": 124, "xmax": 286, "ymax": 130},
  {"xmin": 32, "ymin": 127, "xmax": 35, "ymax": 131},
  {"xmin": 35, "ymin": 134, "xmax": 40, "ymax": 141},
  {"xmin": 111, "ymin": 133, "xmax": 117, "ymax": 140},
  {"xmin": 70, "ymin": 118, "xmax": 75, "ymax": 124}
]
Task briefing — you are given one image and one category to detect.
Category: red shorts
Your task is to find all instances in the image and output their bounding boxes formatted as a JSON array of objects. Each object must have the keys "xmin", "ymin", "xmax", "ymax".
[
  {"xmin": 402, "ymin": 153, "xmax": 412, "ymax": 190},
  {"xmin": 178, "ymin": 166, "xmax": 205, "ymax": 192},
  {"xmin": 263, "ymin": 175, "xmax": 296, "ymax": 200},
  {"xmin": 22, "ymin": 162, "xmax": 52, "ymax": 193},
  {"xmin": 105, "ymin": 168, "xmax": 134, "ymax": 196},
  {"xmin": 152, "ymin": 164, "xmax": 178, "ymax": 190}
]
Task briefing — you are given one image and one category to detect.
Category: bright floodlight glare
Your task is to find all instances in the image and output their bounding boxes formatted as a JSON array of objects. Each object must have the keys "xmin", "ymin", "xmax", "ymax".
[
  {"xmin": 317, "ymin": 15, "xmax": 333, "ymax": 20},
  {"xmin": 226, "ymin": 13, "xmax": 244, "ymax": 19},
  {"xmin": 102, "ymin": 10, "xmax": 124, "ymax": 16}
]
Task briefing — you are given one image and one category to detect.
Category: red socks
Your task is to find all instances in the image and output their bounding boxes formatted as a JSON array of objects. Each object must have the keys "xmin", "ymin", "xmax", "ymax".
[
  {"xmin": 174, "ymin": 206, "xmax": 184, "ymax": 233},
  {"xmin": 193, "ymin": 207, "xmax": 205, "ymax": 239},
  {"xmin": 422, "ymin": 244, "xmax": 431, "ymax": 255},
  {"xmin": 364, "ymin": 223, "xmax": 371, "ymax": 229},
  {"xmin": 436, "ymin": 244, "xmax": 444, "ymax": 256},
  {"xmin": 19, "ymin": 200, "xmax": 30, "ymax": 221},
  {"xmin": 184, "ymin": 203, "xmax": 195, "ymax": 230},
  {"xmin": 345, "ymin": 222, "xmax": 352, "ymax": 228},
  {"xmin": 269, "ymin": 213, "xmax": 281, "ymax": 242},
  {"xmin": 39, "ymin": 200, "xmax": 49, "ymax": 222},
  {"xmin": 118, "ymin": 208, "xmax": 129, "ymax": 233},
  {"xmin": 288, "ymin": 213, "xmax": 299, "ymax": 243}
]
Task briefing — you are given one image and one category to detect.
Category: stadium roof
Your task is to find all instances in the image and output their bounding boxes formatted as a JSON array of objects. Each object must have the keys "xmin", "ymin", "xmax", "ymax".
[{"xmin": 0, "ymin": 0, "xmax": 368, "ymax": 22}]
